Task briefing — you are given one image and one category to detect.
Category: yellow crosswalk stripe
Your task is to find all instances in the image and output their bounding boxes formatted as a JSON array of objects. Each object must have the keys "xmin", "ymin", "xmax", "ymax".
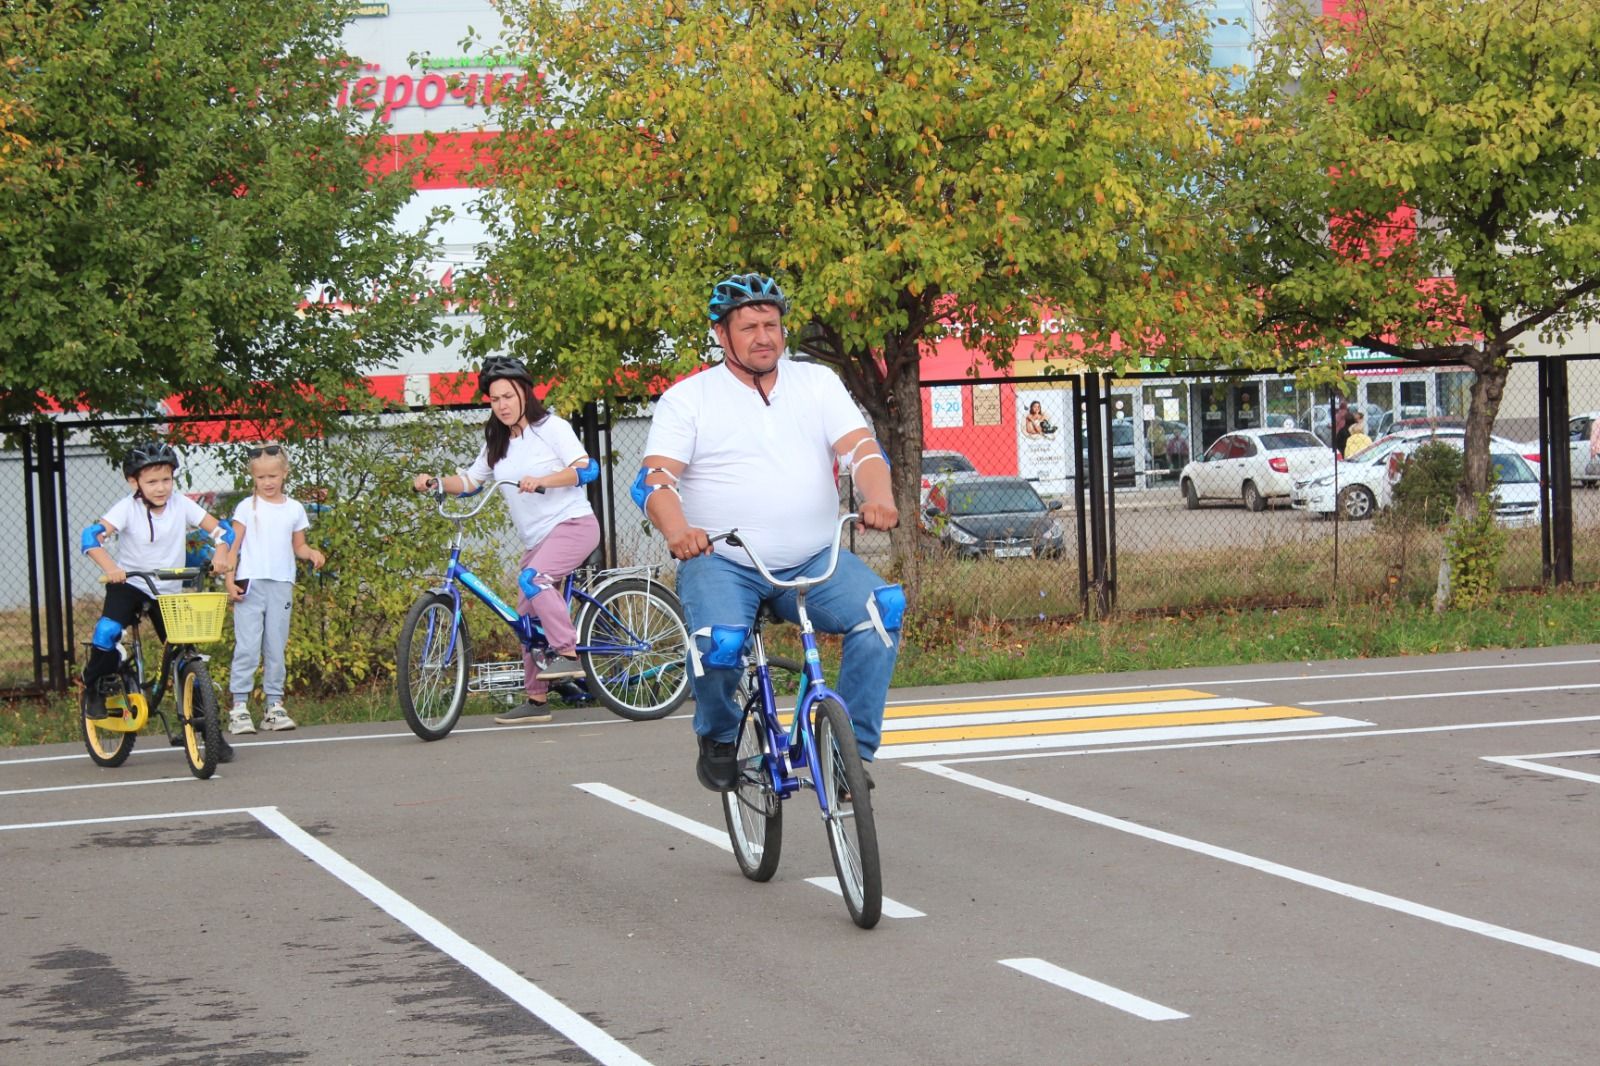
[
  {"xmin": 882, "ymin": 689, "xmax": 1217, "ymax": 720},
  {"xmin": 880, "ymin": 706, "xmax": 1319, "ymax": 746}
]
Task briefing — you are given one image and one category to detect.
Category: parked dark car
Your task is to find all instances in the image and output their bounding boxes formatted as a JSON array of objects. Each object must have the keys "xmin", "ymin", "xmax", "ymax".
[{"xmin": 924, "ymin": 474, "xmax": 1066, "ymax": 559}]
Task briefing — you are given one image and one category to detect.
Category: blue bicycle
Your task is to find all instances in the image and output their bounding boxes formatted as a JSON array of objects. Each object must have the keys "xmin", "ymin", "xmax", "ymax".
[
  {"xmin": 714, "ymin": 514, "xmax": 883, "ymax": 929},
  {"xmin": 397, "ymin": 481, "xmax": 691, "ymax": 739}
]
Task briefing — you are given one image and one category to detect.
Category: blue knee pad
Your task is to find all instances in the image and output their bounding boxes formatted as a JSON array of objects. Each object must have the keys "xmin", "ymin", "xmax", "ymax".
[
  {"xmin": 689, "ymin": 624, "xmax": 748, "ymax": 677},
  {"xmin": 91, "ymin": 616, "xmax": 124, "ymax": 651},
  {"xmin": 853, "ymin": 584, "xmax": 906, "ymax": 647}
]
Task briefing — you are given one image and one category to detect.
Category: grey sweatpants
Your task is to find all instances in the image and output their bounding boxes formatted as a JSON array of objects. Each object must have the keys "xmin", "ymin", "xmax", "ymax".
[{"xmin": 230, "ymin": 578, "xmax": 294, "ymax": 704}]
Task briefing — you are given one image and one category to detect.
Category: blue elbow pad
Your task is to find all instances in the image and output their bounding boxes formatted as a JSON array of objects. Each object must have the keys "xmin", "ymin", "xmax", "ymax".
[
  {"xmin": 217, "ymin": 524, "xmax": 236, "ymax": 547},
  {"xmin": 628, "ymin": 467, "xmax": 651, "ymax": 511},
  {"xmin": 91, "ymin": 616, "xmax": 124, "ymax": 651},
  {"xmin": 576, "ymin": 458, "xmax": 599, "ymax": 486},
  {"xmin": 80, "ymin": 522, "xmax": 107, "ymax": 554}
]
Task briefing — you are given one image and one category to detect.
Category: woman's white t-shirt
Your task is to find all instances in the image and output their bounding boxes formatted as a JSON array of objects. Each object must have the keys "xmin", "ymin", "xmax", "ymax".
[
  {"xmin": 231, "ymin": 496, "xmax": 311, "ymax": 583},
  {"xmin": 101, "ymin": 494, "xmax": 209, "ymax": 595},
  {"xmin": 645, "ymin": 360, "xmax": 867, "ymax": 569},
  {"xmin": 463, "ymin": 415, "xmax": 594, "ymax": 549}
]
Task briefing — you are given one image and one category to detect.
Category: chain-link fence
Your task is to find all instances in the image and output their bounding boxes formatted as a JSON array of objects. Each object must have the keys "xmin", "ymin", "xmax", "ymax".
[{"xmin": 6, "ymin": 353, "xmax": 1598, "ymax": 695}]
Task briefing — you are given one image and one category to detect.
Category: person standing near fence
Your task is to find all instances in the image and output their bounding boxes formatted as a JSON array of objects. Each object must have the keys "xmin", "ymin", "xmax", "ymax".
[
  {"xmin": 634, "ymin": 272, "xmax": 904, "ymax": 793},
  {"xmin": 410, "ymin": 357, "xmax": 601, "ymax": 725},
  {"xmin": 1342, "ymin": 410, "xmax": 1372, "ymax": 458},
  {"xmin": 224, "ymin": 445, "xmax": 325, "ymax": 735}
]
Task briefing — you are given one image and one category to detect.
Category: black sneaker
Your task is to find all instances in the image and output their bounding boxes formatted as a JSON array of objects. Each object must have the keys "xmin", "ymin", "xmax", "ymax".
[
  {"xmin": 217, "ymin": 739, "xmax": 235, "ymax": 764},
  {"xmin": 696, "ymin": 734, "xmax": 739, "ymax": 792},
  {"xmin": 549, "ymin": 680, "xmax": 592, "ymax": 706},
  {"xmin": 82, "ymin": 677, "xmax": 118, "ymax": 720},
  {"xmin": 535, "ymin": 654, "xmax": 584, "ymax": 681},
  {"xmin": 495, "ymin": 700, "xmax": 553, "ymax": 724}
]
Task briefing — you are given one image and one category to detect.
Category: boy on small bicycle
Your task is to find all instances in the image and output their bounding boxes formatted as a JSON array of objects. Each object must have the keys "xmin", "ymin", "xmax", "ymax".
[
  {"xmin": 80, "ymin": 441, "xmax": 236, "ymax": 719},
  {"xmin": 636, "ymin": 273, "xmax": 905, "ymax": 792}
]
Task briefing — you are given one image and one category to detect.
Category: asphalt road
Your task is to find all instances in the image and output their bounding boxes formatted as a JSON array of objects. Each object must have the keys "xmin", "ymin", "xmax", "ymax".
[{"xmin": 4, "ymin": 646, "xmax": 1598, "ymax": 1064}]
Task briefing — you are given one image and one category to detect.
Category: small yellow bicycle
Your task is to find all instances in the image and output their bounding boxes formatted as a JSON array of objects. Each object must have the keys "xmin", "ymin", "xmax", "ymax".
[{"xmin": 81, "ymin": 568, "xmax": 231, "ymax": 779}]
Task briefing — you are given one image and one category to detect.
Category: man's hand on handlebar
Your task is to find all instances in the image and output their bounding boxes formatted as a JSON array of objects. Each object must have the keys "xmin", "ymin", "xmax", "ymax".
[
  {"xmin": 857, "ymin": 499, "xmax": 899, "ymax": 532},
  {"xmin": 411, "ymin": 473, "xmax": 440, "ymax": 494},
  {"xmin": 666, "ymin": 526, "xmax": 713, "ymax": 561}
]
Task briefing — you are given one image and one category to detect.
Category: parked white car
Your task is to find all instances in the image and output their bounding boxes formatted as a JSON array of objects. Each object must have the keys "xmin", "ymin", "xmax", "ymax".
[
  {"xmin": 1551, "ymin": 410, "xmax": 1600, "ymax": 489},
  {"xmin": 1291, "ymin": 429, "xmax": 1540, "ymax": 525},
  {"xmin": 1179, "ymin": 428, "xmax": 1329, "ymax": 511}
]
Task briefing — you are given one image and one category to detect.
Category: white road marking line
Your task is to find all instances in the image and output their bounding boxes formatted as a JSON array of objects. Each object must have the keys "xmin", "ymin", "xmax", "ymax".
[
  {"xmin": 917, "ymin": 713, "xmax": 1600, "ymax": 767},
  {"xmin": 576, "ymin": 783, "xmax": 925, "ymax": 919},
  {"xmin": 1482, "ymin": 749, "xmax": 1600, "ymax": 786},
  {"xmin": 0, "ymin": 806, "xmax": 257, "ymax": 832},
  {"xmin": 919, "ymin": 764, "xmax": 1600, "ymax": 972},
  {"xmin": 576, "ymin": 782, "xmax": 731, "ymax": 851},
  {"xmin": 1306, "ymin": 682, "xmax": 1600, "ymax": 706},
  {"xmin": 802, "ymin": 877, "xmax": 925, "ymax": 918},
  {"xmin": 880, "ymin": 716, "xmax": 1371, "ymax": 760},
  {"xmin": 251, "ymin": 806, "xmax": 655, "ymax": 1066},
  {"xmin": 0, "ymin": 776, "xmax": 197, "ymax": 797},
  {"xmin": 882, "ymin": 656, "xmax": 1600, "ymax": 704},
  {"xmin": 884, "ymin": 696, "xmax": 1265, "ymax": 732},
  {"xmin": 999, "ymin": 957, "xmax": 1188, "ymax": 1021}
]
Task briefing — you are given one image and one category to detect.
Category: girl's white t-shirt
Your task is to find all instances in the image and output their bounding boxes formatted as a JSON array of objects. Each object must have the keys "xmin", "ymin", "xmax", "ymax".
[
  {"xmin": 645, "ymin": 360, "xmax": 867, "ymax": 569},
  {"xmin": 463, "ymin": 415, "xmax": 594, "ymax": 549},
  {"xmin": 231, "ymin": 496, "xmax": 311, "ymax": 583},
  {"xmin": 101, "ymin": 493, "xmax": 209, "ymax": 594}
]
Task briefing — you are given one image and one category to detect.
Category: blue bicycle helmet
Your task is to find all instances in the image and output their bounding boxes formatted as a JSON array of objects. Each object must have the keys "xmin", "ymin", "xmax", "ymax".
[
  {"xmin": 122, "ymin": 440, "xmax": 179, "ymax": 478},
  {"xmin": 707, "ymin": 273, "xmax": 788, "ymax": 323},
  {"xmin": 478, "ymin": 355, "xmax": 533, "ymax": 394}
]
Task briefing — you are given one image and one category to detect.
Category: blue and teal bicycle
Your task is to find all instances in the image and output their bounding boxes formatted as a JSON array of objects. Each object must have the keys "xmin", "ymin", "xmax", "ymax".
[
  {"xmin": 397, "ymin": 481, "xmax": 690, "ymax": 739},
  {"xmin": 714, "ymin": 513, "xmax": 883, "ymax": 929}
]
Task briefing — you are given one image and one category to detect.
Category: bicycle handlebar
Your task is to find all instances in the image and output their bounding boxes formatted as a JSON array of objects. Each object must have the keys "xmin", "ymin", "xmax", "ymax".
[
  {"xmin": 100, "ymin": 567, "xmax": 207, "ymax": 597},
  {"xmin": 429, "ymin": 478, "xmax": 545, "ymax": 520},
  {"xmin": 710, "ymin": 513, "xmax": 857, "ymax": 591}
]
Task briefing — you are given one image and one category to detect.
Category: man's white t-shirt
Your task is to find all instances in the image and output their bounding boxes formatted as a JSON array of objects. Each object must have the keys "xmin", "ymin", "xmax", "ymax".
[
  {"xmin": 231, "ymin": 496, "xmax": 311, "ymax": 583},
  {"xmin": 464, "ymin": 415, "xmax": 594, "ymax": 550},
  {"xmin": 101, "ymin": 494, "xmax": 209, "ymax": 595},
  {"xmin": 645, "ymin": 360, "xmax": 867, "ymax": 569}
]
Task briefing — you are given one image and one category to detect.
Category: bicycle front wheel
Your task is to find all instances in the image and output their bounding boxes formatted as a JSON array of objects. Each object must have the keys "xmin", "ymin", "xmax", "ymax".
[
  {"xmin": 723, "ymin": 690, "xmax": 783, "ymax": 881},
  {"xmin": 177, "ymin": 659, "xmax": 223, "ymax": 779},
  {"xmin": 397, "ymin": 592, "xmax": 470, "ymax": 741},
  {"xmin": 578, "ymin": 578, "xmax": 689, "ymax": 721},
  {"xmin": 812, "ymin": 697, "xmax": 882, "ymax": 929}
]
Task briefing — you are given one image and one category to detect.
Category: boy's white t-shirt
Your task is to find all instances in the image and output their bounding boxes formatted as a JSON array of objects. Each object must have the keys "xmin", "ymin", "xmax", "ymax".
[
  {"xmin": 231, "ymin": 496, "xmax": 311, "ymax": 583},
  {"xmin": 463, "ymin": 415, "xmax": 594, "ymax": 550},
  {"xmin": 101, "ymin": 493, "xmax": 209, "ymax": 595},
  {"xmin": 645, "ymin": 360, "xmax": 867, "ymax": 569}
]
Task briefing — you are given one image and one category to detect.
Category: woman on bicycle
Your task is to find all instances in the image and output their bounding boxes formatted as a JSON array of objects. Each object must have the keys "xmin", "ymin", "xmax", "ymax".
[{"xmin": 411, "ymin": 357, "xmax": 600, "ymax": 724}]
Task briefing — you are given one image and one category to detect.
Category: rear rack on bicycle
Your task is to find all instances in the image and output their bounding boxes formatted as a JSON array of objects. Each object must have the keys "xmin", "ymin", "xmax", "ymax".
[{"xmin": 468, "ymin": 660, "xmax": 527, "ymax": 694}]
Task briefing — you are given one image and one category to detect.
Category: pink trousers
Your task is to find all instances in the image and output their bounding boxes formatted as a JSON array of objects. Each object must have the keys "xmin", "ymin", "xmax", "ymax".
[{"xmin": 517, "ymin": 515, "xmax": 601, "ymax": 698}]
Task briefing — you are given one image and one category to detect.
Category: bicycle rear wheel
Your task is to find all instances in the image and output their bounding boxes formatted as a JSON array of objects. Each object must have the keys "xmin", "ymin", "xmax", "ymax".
[
  {"xmin": 578, "ymin": 578, "xmax": 689, "ymax": 721},
  {"xmin": 81, "ymin": 680, "xmax": 136, "ymax": 768},
  {"xmin": 397, "ymin": 592, "xmax": 470, "ymax": 740},
  {"xmin": 177, "ymin": 659, "xmax": 223, "ymax": 779},
  {"xmin": 812, "ymin": 697, "xmax": 882, "ymax": 929},
  {"xmin": 722, "ymin": 688, "xmax": 783, "ymax": 881}
]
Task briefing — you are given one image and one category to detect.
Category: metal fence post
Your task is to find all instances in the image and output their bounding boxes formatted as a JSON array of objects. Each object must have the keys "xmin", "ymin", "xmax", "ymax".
[{"xmin": 1538, "ymin": 356, "xmax": 1573, "ymax": 585}]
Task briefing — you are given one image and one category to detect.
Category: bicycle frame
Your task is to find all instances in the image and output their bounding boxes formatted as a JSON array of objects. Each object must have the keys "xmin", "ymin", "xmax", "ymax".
[
  {"xmin": 97, "ymin": 574, "xmax": 206, "ymax": 737},
  {"xmin": 723, "ymin": 513, "xmax": 857, "ymax": 816}
]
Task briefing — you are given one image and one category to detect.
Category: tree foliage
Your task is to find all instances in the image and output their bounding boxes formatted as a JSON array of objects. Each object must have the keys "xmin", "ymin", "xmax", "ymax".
[
  {"xmin": 0, "ymin": 0, "xmax": 446, "ymax": 431},
  {"xmin": 469, "ymin": 0, "xmax": 1239, "ymax": 580},
  {"xmin": 1217, "ymin": 0, "xmax": 1600, "ymax": 508}
]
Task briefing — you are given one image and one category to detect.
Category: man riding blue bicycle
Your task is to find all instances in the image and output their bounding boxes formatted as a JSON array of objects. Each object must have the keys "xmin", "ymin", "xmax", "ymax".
[{"xmin": 637, "ymin": 272, "xmax": 904, "ymax": 792}]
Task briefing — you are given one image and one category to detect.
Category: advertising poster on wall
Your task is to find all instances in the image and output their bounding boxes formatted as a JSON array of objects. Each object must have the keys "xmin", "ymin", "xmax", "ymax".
[{"xmin": 1016, "ymin": 387, "xmax": 1071, "ymax": 495}]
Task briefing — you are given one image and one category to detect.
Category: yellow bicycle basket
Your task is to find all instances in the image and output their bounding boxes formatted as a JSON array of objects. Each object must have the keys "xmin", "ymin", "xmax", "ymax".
[{"xmin": 157, "ymin": 592, "xmax": 229, "ymax": 644}]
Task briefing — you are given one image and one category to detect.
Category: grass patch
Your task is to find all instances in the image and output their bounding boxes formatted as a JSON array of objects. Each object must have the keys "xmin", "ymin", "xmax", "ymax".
[{"xmin": 6, "ymin": 584, "xmax": 1596, "ymax": 748}]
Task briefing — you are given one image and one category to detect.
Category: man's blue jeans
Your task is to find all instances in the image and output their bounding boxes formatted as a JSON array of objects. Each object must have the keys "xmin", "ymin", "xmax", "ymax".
[{"xmin": 675, "ymin": 547, "xmax": 900, "ymax": 760}]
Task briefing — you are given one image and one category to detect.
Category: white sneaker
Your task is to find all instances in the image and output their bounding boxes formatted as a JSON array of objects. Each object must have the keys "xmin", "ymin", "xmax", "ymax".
[
  {"xmin": 228, "ymin": 705, "xmax": 256, "ymax": 736},
  {"xmin": 261, "ymin": 704, "xmax": 297, "ymax": 731}
]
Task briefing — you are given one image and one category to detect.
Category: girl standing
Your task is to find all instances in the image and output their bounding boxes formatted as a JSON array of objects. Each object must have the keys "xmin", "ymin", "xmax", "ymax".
[{"xmin": 226, "ymin": 444, "xmax": 325, "ymax": 734}]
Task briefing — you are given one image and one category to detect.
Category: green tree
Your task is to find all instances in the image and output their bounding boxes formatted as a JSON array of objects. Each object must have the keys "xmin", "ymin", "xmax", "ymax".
[
  {"xmin": 1216, "ymin": 0, "xmax": 1600, "ymax": 606},
  {"xmin": 468, "ymin": 0, "xmax": 1240, "ymax": 585},
  {"xmin": 0, "ymin": 1, "xmax": 445, "ymax": 432}
]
